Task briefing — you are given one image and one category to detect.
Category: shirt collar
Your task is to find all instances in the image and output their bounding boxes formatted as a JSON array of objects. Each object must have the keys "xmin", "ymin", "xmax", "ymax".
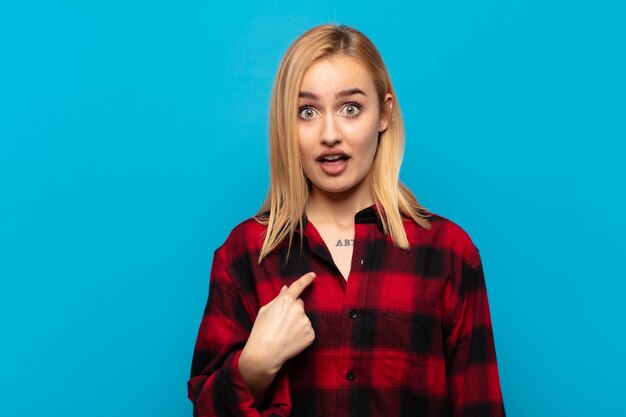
[{"xmin": 299, "ymin": 202, "xmax": 387, "ymax": 235}]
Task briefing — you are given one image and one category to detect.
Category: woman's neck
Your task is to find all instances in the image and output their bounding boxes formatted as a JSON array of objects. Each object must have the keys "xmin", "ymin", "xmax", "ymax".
[{"xmin": 305, "ymin": 186, "xmax": 375, "ymax": 227}]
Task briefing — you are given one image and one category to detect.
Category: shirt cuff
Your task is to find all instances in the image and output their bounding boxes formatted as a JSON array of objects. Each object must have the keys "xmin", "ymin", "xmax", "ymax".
[{"xmin": 214, "ymin": 350, "xmax": 291, "ymax": 417}]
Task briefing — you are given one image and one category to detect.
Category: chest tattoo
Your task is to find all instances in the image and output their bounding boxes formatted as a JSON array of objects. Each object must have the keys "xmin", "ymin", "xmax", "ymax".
[{"xmin": 335, "ymin": 239, "xmax": 354, "ymax": 247}]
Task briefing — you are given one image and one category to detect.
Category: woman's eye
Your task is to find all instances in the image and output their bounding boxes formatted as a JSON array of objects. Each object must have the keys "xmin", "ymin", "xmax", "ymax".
[
  {"xmin": 299, "ymin": 107, "xmax": 318, "ymax": 119},
  {"xmin": 341, "ymin": 104, "xmax": 361, "ymax": 117}
]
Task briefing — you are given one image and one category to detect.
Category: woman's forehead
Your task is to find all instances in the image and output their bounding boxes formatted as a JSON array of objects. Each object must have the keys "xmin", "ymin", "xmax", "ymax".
[{"xmin": 299, "ymin": 56, "xmax": 376, "ymax": 97}]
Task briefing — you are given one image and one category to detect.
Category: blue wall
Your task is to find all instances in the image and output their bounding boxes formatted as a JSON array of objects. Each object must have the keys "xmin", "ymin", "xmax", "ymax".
[{"xmin": 1, "ymin": 1, "xmax": 624, "ymax": 416}]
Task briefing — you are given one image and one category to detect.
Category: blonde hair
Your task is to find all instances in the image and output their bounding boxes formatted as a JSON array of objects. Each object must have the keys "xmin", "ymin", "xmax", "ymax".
[{"xmin": 254, "ymin": 24, "xmax": 431, "ymax": 265}]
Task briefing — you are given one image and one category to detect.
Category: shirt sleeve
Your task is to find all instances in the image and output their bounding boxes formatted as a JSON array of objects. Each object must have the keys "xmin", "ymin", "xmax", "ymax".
[
  {"xmin": 187, "ymin": 247, "xmax": 292, "ymax": 417},
  {"xmin": 442, "ymin": 244, "xmax": 506, "ymax": 417}
]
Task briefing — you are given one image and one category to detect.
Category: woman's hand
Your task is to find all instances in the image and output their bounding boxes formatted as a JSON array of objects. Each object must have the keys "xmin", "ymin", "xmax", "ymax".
[
  {"xmin": 238, "ymin": 272, "xmax": 316, "ymax": 405},
  {"xmin": 240, "ymin": 272, "xmax": 316, "ymax": 377}
]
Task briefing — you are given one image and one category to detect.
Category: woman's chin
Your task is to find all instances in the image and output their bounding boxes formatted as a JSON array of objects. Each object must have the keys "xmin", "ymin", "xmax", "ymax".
[{"xmin": 309, "ymin": 180, "xmax": 367, "ymax": 198}]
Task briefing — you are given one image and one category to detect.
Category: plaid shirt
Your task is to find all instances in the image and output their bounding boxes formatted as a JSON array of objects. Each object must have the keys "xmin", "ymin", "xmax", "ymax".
[{"xmin": 188, "ymin": 204, "xmax": 506, "ymax": 416}]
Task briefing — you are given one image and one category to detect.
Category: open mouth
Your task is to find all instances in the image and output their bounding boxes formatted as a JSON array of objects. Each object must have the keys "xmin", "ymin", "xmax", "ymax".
[
  {"xmin": 316, "ymin": 154, "xmax": 350, "ymax": 175},
  {"xmin": 317, "ymin": 154, "xmax": 350, "ymax": 163}
]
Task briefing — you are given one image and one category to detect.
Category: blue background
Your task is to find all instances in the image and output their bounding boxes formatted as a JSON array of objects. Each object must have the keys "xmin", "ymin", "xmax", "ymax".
[{"xmin": 1, "ymin": 1, "xmax": 624, "ymax": 416}]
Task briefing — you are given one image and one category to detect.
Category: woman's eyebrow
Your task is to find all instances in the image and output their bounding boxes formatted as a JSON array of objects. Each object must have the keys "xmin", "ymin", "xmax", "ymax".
[
  {"xmin": 335, "ymin": 88, "xmax": 366, "ymax": 98},
  {"xmin": 298, "ymin": 88, "xmax": 367, "ymax": 100},
  {"xmin": 299, "ymin": 91, "xmax": 319, "ymax": 100}
]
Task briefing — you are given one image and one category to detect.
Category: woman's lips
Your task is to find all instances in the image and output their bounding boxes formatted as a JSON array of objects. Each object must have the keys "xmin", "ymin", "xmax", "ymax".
[{"xmin": 318, "ymin": 157, "xmax": 349, "ymax": 175}]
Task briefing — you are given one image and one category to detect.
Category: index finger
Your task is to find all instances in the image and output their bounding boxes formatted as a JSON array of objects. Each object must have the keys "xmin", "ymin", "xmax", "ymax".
[{"xmin": 287, "ymin": 272, "xmax": 316, "ymax": 298}]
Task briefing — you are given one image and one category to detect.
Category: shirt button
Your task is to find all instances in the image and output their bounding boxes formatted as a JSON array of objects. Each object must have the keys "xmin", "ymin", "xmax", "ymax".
[
  {"xmin": 349, "ymin": 310, "xmax": 358, "ymax": 319},
  {"xmin": 346, "ymin": 371, "xmax": 355, "ymax": 381},
  {"xmin": 359, "ymin": 257, "xmax": 364, "ymax": 266}
]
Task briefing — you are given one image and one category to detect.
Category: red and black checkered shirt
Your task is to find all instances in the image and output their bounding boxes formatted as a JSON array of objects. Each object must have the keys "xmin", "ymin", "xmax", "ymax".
[{"xmin": 188, "ymin": 203, "xmax": 506, "ymax": 416}]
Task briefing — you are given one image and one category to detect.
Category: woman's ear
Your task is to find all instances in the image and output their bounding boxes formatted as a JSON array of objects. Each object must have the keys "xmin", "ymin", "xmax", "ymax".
[{"xmin": 379, "ymin": 93, "xmax": 394, "ymax": 132}]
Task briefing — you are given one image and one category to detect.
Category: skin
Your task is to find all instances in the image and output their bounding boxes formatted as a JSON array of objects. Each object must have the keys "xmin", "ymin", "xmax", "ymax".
[
  {"xmin": 299, "ymin": 55, "xmax": 392, "ymax": 279},
  {"xmin": 239, "ymin": 54, "xmax": 393, "ymax": 406}
]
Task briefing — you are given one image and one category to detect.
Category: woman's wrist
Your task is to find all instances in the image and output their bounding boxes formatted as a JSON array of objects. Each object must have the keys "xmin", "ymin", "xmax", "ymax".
[{"xmin": 239, "ymin": 344, "xmax": 283, "ymax": 379}]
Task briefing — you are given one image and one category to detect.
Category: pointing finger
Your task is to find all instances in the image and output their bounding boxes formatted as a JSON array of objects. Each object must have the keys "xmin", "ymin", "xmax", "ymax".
[{"xmin": 287, "ymin": 272, "xmax": 316, "ymax": 298}]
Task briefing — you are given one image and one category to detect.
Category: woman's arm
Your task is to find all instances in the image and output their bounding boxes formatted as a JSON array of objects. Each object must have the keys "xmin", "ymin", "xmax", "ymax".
[
  {"xmin": 442, "ymin": 244, "xmax": 506, "ymax": 416},
  {"xmin": 188, "ymin": 247, "xmax": 315, "ymax": 416}
]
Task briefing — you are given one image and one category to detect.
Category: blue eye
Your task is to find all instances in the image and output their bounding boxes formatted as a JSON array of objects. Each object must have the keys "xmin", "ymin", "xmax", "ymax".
[
  {"xmin": 340, "ymin": 103, "xmax": 362, "ymax": 117},
  {"xmin": 298, "ymin": 107, "xmax": 318, "ymax": 120}
]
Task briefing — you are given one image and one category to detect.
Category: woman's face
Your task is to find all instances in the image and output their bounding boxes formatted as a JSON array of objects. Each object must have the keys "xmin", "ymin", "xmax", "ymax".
[{"xmin": 297, "ymin": 55, "xmax": 392, "ymax": 199}]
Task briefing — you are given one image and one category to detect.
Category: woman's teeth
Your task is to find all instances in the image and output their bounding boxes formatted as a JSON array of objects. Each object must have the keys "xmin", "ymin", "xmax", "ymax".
[{"xmin": 321, "ymin": 155, "xmax": 345, "ymax": 161}]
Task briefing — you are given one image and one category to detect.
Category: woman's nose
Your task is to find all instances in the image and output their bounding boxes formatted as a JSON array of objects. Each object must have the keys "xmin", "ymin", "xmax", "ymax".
[{"xmin": 321, "ymin": 115, "xmax": 341, "ymax": 145}]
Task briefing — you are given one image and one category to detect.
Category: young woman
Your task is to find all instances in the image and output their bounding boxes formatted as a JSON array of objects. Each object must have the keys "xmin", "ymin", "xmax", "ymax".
[{"xmin": 188, "ymin": 24, "xmax": 506, "ymax": 417}]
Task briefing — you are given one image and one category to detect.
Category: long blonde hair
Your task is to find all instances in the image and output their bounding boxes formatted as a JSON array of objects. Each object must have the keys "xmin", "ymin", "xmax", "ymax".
[{"xmin": 254, "ymin": 24, "xmax": 431, "ymax": 265}]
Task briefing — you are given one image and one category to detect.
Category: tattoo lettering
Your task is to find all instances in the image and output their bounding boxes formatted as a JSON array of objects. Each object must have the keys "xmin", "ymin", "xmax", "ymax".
[{"xmin": 336, "ymin": 239, "xmax": 354, "ymax": 247}]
